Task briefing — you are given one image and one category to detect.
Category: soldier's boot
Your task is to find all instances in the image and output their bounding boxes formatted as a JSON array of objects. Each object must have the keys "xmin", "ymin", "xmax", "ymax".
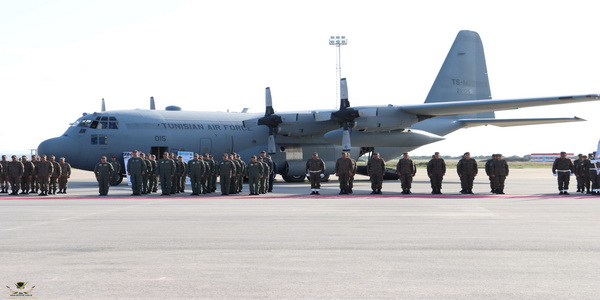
[
  {"xmin": 407, "ymin": 189, "xmax": 412, "ymax": 194},
  {"xmin": 460, "ymin": 189, "xmax": 466, "ymax": 194},
  {"xmin": 468, "ymin": 189, "xmax": 474, "ymax": 194},
  {"xmin": 377, "ymin": 189, "xmax": 382, "ymax": 194},
  {"xmin": 497, "ymin": 189, "xmax": 505, "ymax": 194},
  {"xmin": 371, "ymin": 189, "xmax": 376, "ymax": 194}
]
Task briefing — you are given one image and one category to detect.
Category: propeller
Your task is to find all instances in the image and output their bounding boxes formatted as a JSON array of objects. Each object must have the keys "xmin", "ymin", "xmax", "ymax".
[
  {"xmin": 101, "ymin": 98, "xmax": 106, "ymax": 112},
  {"xmin": 257, "ymin": 87, "xmax": 282, "ymax": 154},
  {"xmin": 331, "ymin": 78, "xmax": 359, "ymax": 151}
]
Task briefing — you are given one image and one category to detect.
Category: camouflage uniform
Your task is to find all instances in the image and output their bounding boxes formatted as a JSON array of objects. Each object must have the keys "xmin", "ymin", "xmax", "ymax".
[
  {"xmin": 397, "ymin": 156, "xmax": 416, "ymax": 194},
  {"xmin": 58, "ymin": 160, "xmax": 72, "ymax": 193},
  {"xmin": 0, "ymin": 156, "xmax": 8, "ymax": 193},
  {"xmin": 20, "ymin": 157, "xmax": 34, "ymax": 194},
  {"xmin": 457, "ymin": 154, "xmax": 478, "ymax": 194},
  {"xmin": 306, "ymin": 156, "xmax": 325, "ymax": 195},
  {"xmin": 7, "ymin": 157, "xmax": 24, "ymax": 195},
  {"xmin": 35, "ymin": 159, "xmax": 53, "ymax": 196},
  {"xmin": 335, "ymin": 154, "xmax": 353, "ymax": 194},
  {"xmin": 427, "ymin": 154, "xmax": 446, "ymax": 194},
  {"xmin": 49, "ymin": 157, "xmax": 62, "ymax": 195},
  {"xmin": 367, "ymin": 155, "xmax": 386, "ymax": 194}
]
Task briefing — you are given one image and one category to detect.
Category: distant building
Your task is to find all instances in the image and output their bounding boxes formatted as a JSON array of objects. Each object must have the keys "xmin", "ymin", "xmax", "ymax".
[{"xmin": 530, "ymin": 153, "xmax": 576, "ymax": 162}]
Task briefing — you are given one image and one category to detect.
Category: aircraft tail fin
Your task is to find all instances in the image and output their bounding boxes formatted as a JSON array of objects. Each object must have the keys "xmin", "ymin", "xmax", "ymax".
[{"xmin": 425, "ymin": 30, "xmax": 494, "ymax": 119}]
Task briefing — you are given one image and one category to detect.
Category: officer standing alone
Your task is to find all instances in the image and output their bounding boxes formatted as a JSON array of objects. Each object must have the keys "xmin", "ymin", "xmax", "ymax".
[
  {"xmin": 552, "ymin": 151, "xmax": 575, "ymax": 195},
  {"xmin": 94, "ymin": 156, "xmax": 114, "ymax": 196}
]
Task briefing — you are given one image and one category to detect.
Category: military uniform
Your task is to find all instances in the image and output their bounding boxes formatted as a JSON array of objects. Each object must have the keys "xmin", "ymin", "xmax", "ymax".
[
  {"xmin": 485, "ymin": 156, "xmax": 495, "ymax": 193},
  {"xmin": 0, "ymin": 157, "xmax": 8, "ymax": 193},
  {"xmin": 236, "ymin": 157, "xmax": 246, "ymax": 193},
  {"xmin": 229, "ymin": 158, "xmax": 240, "ymax": 194},
  {"xmin": 246, "ymin": 160, "xmax": 263, "ymax": 195},
  {"xmin": 261, "ymin": 154, "xmax": 274, "ymax": 192},
  {"xmin": 205, "ymin": 155, "xmax": 217, "ymax": 193},
  {"xmin": 396, "ymin": 157, "xmax": 416, "ymax": 194},
  {"xmin": 157, "ymin": 156, "xmax": 175, "ymax": 195},
  {"xmin": 35, "ymin": 160, "xmax": 53, "ymax": 196},
  {"xmin": 590, "ymin": 158, "xmax": 600, "ymax": 195},
  {"xmin": 491, "ymin": 157, "xmax": 509, "ymax": 194},
  {"xmin": 306, "ymin": 157, "xmax": 325, "ymax": 195},
  {"xmin": 348, "ymin": 156, "xmax": 357, "ymax": 194},
  {"xmin": 427, "ymin": 156, "xmax": 446, "ymax": 194},
  {"xmin": 576, "ymin": 158, "xmax": 591, "ymax": 194},
  {"xmin": 335, "ymin": 155, "xmax": 353, "ymax": 194},
  {"xmin": 188, "ymin": 158, "xmax": 204, "ymax": 195},
  {"xmin": 367, "ymin": 156, "xmax": 386, "ymax": 194},
  {"xmin": 552, "ymin": 156, "xmax": 575, "ymax": 195},
  {"xmin": 141, "ymin": 156, "xmax": 152, "ymax": 194},
  {"xmin": 172, "ymin": 158, "xmax": 183, "ymax": 194},
  {"xmin": 199, "ymin": 158, "xmax": 209, "ymax": 194},
  {"xmin": 127, "ymin": 156, "xmax": 145, "ymax": 195},
  {"xmin": 49, "ymin": 159, "xmax": 61, "ymax": 195},
  {"xmin": 457, "ymin": 156, "xmax": 478, "ymax": 194},
  {"xmin": 94, "ymin": 160, "xmax": 114, "ymax": 196},
  {"xmin": 259, "ymin": 159, "xmax": 270, "ymax": 194},
  {"xmin": 7, "ymin": 159, "xmax": 24, "ymax": 195},
  {"xmin": 31, "ymin": 157, "xmax": 40, "ymax": 193},
  {"xmin": 218, "ymin": 159, "xmax": 233, "ymax": 195},
  {"xmin": 58, "ymin": 161, "xmax": 72, "ymax": 194},
  {"xmin": 149, "ymin": 158, "xmax": 158, "ymax": 192},
  {"xmin": 179, "ymin": 159, "xmax": 188, "ymax": 193},
  {"xmin": 109, "ymin": 159, "xmax": 122, "ymax": 186},
  {"xmin": 20, "ymin": 159, "xmax": 34, "ymax": 194},
  {"xmin": 573, "ymin": 156, "xmax": 583, "ymax": 192}
]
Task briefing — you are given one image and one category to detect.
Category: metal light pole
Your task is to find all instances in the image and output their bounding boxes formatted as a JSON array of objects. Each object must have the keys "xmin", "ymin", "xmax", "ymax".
[{"xmin": 329, "ymin": 35, "xmax": 347, "ymax": 108}]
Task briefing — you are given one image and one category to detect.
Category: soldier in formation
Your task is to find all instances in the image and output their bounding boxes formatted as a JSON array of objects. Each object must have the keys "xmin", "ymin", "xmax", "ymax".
[
  {"xmin": 157, "ymin": 152, "xmax": 175, "ymax": 195},
  {"xmin": 109, "ymin": 156, "xmax": 121, "ymax": 186},
  {"xmin": 7, "ymin": 155, "xmax": 24, "ymax": 195},
  {"xmin": 258, "ymin": 156, "xmax": 270, "ymax": 194},
  {"xmin": 127, "ymin": 150, "xmax": 145, "ymax": 196},
  {"xmin": 396, "ymin": 152, "xmax": 416, "ymax": 194},
  {"xmin": 552, "ymin": 151, "xmax": 575, "ymax": 195},
  {"xmin": 306, "ymin": 152, "xmax": 325, "ymax": 195},
  {"xmin": 335, "ymin": 152, "xmax": 353, "ymax": 195},
  {"xmin": 58, "ymin": 157, "xmax": 72, "ymax": 194},
  {"xmin": 49, "ymin": 155, "xmax": 61, "ymax": 195},
  {"xmin": 490, "ymin": 154, "xmax": 509, "ymax": 194},
  {"xmin": 218, "ymin": 153, "xmax": 233, "ymax": 195},
  {"xmin": 187, "ymin": 153, "xmax": 205, "ymax": 196},
  {"xmin": 367, "ymin": 152, "xmax": 386, "ymax": 194},
  {"xmin": 20, "ymin": 155, "xmax": 34, "ymax": 195},
  {"xmin": 246, "ymin": 155, "xmax": 263, "ymax": 195},
  {"xmin": 575, "ymin": 154, "xmax": 591, "ymax": 194},
  {"xmin": 35, "ymin": 155, "xmax": 53, "ymax": 196},
  {"xmin": 0, "ymin": 155, "xmax": 8, "ymax": 193},
  {"xmin": 427, "ymin": 152, "xmax": 446, "ymax": 194},
  {"xmin": 94, "ymin": 156, "xmax": 114, "ymax": 196},
  {"xmin": 456, "ymin": 152, "xmax": 478, "ymax": 194}
]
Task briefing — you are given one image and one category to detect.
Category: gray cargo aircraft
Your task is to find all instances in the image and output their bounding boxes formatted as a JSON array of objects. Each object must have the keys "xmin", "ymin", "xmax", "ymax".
[{"xmin": 38, "ymin": 30, "xmax": 599, "ymax": 184}]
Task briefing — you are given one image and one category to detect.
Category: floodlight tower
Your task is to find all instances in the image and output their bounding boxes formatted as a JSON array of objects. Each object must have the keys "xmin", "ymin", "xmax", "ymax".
[{"xmin": 329, "ymin": 35, "xmax": 347, "ymax": 108}]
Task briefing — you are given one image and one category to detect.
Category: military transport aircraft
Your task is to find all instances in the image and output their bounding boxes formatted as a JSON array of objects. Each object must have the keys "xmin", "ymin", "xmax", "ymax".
[{"xmin": 38, "ymin": 30, "xmax": 599, "ymax": 184}]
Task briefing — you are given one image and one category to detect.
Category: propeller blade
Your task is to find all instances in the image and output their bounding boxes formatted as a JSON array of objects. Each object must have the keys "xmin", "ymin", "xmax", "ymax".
[
  {"xmin": 340, "ymin": 78, "xmax": 350, "ymax": 110},
  {"xmin": 101, "ymin": 98, "xmax": 106, "ymax": 112},
  {"xmin": 267, "ymin": 132, "xmax": 277, "ymax": 154},
  {"xmin": 342, "ymin": 126, "xmax": 351, "ymax": 151},
  {"xmin": 150, "ymin": 96, "xmax": 156, "ymax": 110},
  {"xmin": 265, "ymin": 87, "xmax": 274, "ymax": 116}
]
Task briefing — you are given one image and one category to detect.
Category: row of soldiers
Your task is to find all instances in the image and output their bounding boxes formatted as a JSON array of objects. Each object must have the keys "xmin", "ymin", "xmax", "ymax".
[
  {"xmin": 0, "ymin": 154, "xmax": 72, "ymax": 196},
  {"xmin": 558, "ymin": 152, "xmax": 600, "ymax": 195},
  {"xmin": 94, "ymin": 150, "xmax": 276, "ymax": 196}
]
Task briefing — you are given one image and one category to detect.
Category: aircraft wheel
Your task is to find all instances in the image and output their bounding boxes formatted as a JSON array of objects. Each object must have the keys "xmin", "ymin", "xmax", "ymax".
[
  {"xmin": 282, "ymin": 174, "xmax": 306, "ymax": 183},
  {"xmin": 109, "ymin": 174, "xmax": 124, "ymax": 186}
]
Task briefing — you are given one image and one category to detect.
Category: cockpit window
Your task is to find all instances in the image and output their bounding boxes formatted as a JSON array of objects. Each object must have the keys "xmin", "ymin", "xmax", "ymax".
[
  {"xmin": 90, "ymin": 116, "xmax": 118, "ymax": 129},
  {"xmin": 78, "ymin": 119, "xmax": 92, "ymax": 127}
]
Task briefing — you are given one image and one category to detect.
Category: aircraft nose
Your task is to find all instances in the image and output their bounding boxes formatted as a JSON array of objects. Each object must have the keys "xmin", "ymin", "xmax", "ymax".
[{"xmin": 37, "ymin": 136, "xmax": 81, "ymax": 162}]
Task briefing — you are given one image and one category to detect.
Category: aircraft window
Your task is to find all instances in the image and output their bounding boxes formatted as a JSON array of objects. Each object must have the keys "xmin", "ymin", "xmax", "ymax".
[
  {"xmin": 89, "ymin": 116, "xmax": 119, "ymax": 129},
  {"xmin": 79, "ymin": 129, "xmax": 86, "ymax": 134},
  {"xmin": 91, "ymin": 134, "xmax": 108, "ymax": 144},
  {"xmin": 79, "ymin": 119, "xmax": 92, "ymax": 127}
]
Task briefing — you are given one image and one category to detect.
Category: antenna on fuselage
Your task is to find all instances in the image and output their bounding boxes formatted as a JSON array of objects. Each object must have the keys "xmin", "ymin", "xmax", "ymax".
[
  {"xmin": 150, "ymin": 96, "xmax": 156, "ymax": 110},
  {"xmin": 101, "ymin": 98, "xmax": 106, "ymax": 112}
]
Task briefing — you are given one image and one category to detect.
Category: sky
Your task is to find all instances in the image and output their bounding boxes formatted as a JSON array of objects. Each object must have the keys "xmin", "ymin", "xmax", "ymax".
[{"xmin": 1, "ymin": 0, "xmax": 599, "ymax": 157}]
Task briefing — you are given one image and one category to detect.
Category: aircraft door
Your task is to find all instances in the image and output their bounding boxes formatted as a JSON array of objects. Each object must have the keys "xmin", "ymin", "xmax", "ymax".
[
  {"xmin": 151, "ymin": 146, "xmax": 168, "ymax": 158},
  {"xmin": 199, "ymin": 138, "xmax": 212, "ymax": 154}
]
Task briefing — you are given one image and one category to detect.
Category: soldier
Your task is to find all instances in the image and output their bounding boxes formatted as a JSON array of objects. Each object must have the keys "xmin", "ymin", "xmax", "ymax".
[
  {"xmin": 491, "ymin": 154, "xmax": 509, "ymax": 194},
  {"xmin": 30, "ymin": 154, "xmax": 40, "ymax": 193},
  {"xmin": 178, "ymin": 156, "xmax": 188, "ymax": 193},
  {"xmin": 94, "ymin": 156, "xmax": 114, "ymax": 196},
  {"xmin": 306, "ymin": 152, "xmax": 326, "ymax": 195},
  {"xmin": 35, "ymin": 155, "xmax": 53, "ymax": 196},
  {"xmin": 246, "ymin": 155, "xmax": 263, "ymax": 195},
  {"xmin": 573, "ymin": 154, "xmax": 583, "ymax": 193},
  {"xmin": 58, "ymin": 157, "xmax": 72, "ymax": 194},
  {"xmin": 228, "ymin": 154, "xmax": 240, "ymax": 195},
  {"xmin": 258, "ymin": 156, "xmax": 269, "ymax": 194},
  {"xmin": 188, "ymin": 153, "xmax": 204, "ymax": 196},
  {"xmin": 140, "ymin": 153, "xmax": 151, "ymax": 194},
  {"xmin": 456, "ymin": 152, "xmax": 478, "ymax": 194},
  {"xmin": 235, "ymin": 153, "xmax": 246, "ymax": 193},
  {"xmin": 397, "ymin": 152, "xmax": 416, "ymax": 194},
  {"xmin": 218, "ymin": 153, "xmax": 233, "ymax": 195},
  {"xmin": 347, "ymin": 153, "xmax": 357, "ymax": 194},
  {"xmin": 485, "ymin": 154, "xmax": 497, "ymax": 193},
  {"xmin": 20, "ymin": 156, "xmax": 34, "ymax": 195},
  {"xmin": 267, "ymin": 155, "xmax": 276, "ymax": 193},
  {"xmin": 156, "ymin": 152, "xmax": 175, "ymax": 195},
  {"xmin": 260, "ymin": 151, "xmax": 273, "ymax": 192},
  {"xmin": 576, "ymin": 155, "xmax": 591, "ymax": 194},
  {"xmin": 0, "ymin": 155, "xmax": 8, "ymax": 193},
  {"xmin": 7, "ymin": 155, "xmax": 24, "ymax": 195},
  {"xmin": 199, "ymin": 155, "xmax": 209, "ymax": 194},
  {"xmin": 367, "ymin": 152, "xmax": 386, "ymax": 194},
  {"xmin": 335, "ymin": 152, "xmax": 353, "ymax": 195},
  {"xmin": 109, "ymin": 156, "xmax": 122, "ymax": 186},
  {"xmin": 49, "ymin": 155, "xmax": 62, "ymax": 195},
  {"xmin": 427, "ymin": 152, "xmax": 446, "ymax": 194},
  {"xmin": 127, "ymin": 150, "xmax": 145, "ymax": 195},
  {"xmin": 206, "ymin": 154, "xmax": 217, "ymax": 193},
  {"xmin": 552, "ymin": 151, "xmax": 575, "ymax": 195},
  {"xmin": 149, "ymin": 155, "xmax": 158, "ymax": 193},
  {"xmin": 589, "ymin": 152, "xmax": 599, "ymax": 195}
]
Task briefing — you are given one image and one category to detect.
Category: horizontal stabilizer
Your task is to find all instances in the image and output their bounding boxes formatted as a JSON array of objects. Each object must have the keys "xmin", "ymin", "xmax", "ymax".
[
  {"xmin": 402, "ymin": 94, "xmax": 600, "ymax": 117},
  {"xmin": 458, "ymin": 117, "xmax": 585, "ymax": 128}
]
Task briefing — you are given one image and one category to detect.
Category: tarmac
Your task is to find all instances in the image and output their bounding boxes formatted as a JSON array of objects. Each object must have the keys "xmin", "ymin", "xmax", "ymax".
[{"xmin": 1, "ymin": 168, "xmax": 599, "ymax": 299}]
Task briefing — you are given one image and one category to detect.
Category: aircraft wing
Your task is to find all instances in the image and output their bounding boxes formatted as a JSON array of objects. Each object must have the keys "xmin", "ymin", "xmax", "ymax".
[
  {"xmin": 400, "ymin": 94, "xmax": 600, "ymax": 117},
  {"xmin": 458, "ymin": 117, "xmax": 585, "ymax": 128}
]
